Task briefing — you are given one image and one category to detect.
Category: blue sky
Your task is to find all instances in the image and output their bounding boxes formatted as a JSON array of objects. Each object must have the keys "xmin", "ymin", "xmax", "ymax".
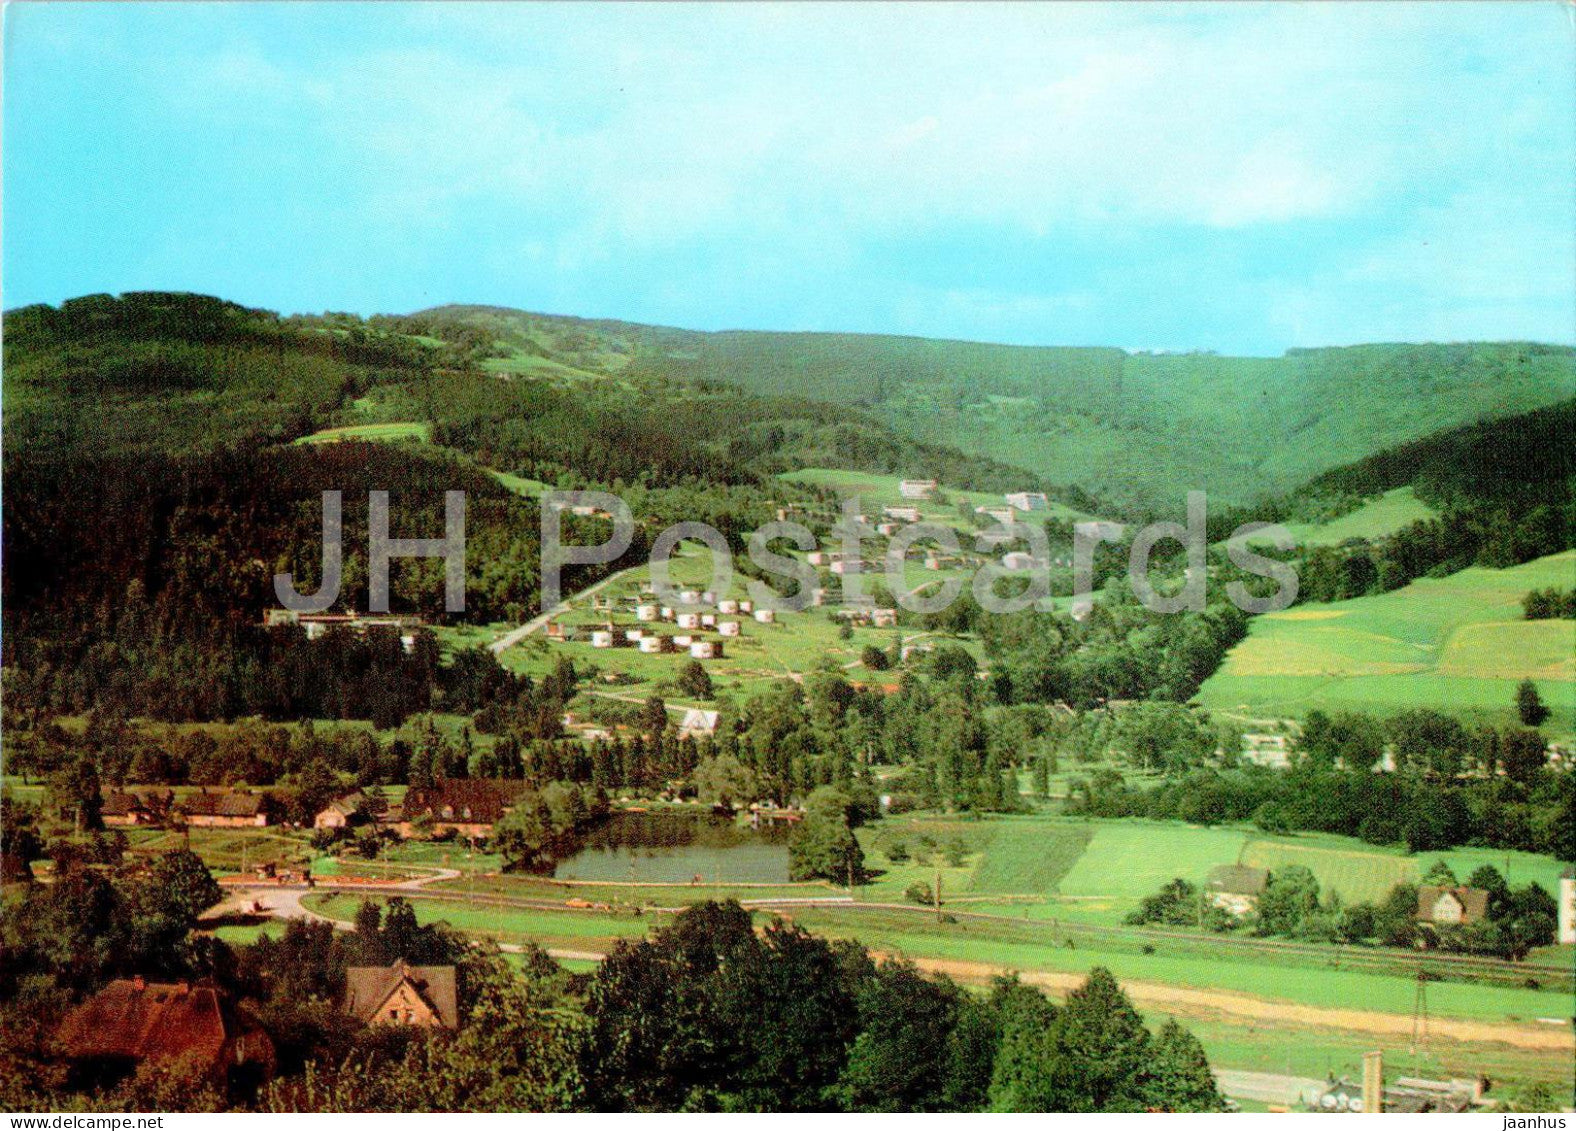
[{"xmin": 5, "ymin": 2, "xmax": 1573, "ymax": 353}]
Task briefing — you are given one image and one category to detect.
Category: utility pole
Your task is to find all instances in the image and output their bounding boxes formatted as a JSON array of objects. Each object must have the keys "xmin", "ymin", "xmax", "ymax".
[{"xmin": 1410, "ymin": 968, "xmax": 1429, "ymax": 1054}]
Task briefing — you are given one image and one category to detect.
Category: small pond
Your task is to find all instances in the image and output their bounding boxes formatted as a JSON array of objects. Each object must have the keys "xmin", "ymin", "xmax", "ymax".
[{"xmin": 552, "ymin": 809, "xmax": 791, "ymax": 884}]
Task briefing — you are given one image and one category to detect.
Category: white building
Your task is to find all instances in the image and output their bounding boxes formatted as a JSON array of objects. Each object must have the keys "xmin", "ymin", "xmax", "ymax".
[
  {"xmin": 701, "ymin": 613, "xmax": 717, "ymax": 627},
  {"xmin": 590, "ymin": 630, "xmax": 614, "ymax": 649},
  {"xmin": 1005, "ymin": 491, "xmax": 1049, "ymax": 512},
  {"xmin": 872, "ymin": 608, "xmax": 898, "ymax": 627},
  {"xmin": 899, "ymin": 479, "xmax": 938, "ymax": 499},
  {"xmin": 639, "ymin": 635, "xmax": 668, "ymax": 654},
  {"xmin": 753, "ymin": 608, "xmax": 777, "ymax": 624},
  {"xmin": 807, "ymin": 551, "xmax": 829, "ymax": 566},
  {"xmin": 977, "ymin": 505, "xmax": 1016, "ymax": 525},
  {"xmin": 718, "ymin": 599, "xmax": 740, "ymax": 614},
  {"xmin": 1560, "ymin": 869, "xmax": 1575, "ymax": 945},
  {"xmin": 690, "ymin": 640, "xmax": 721, "ymax": 659},
  {"xmin": 1002, "ymin": 551, "xmax": 1041, "ymax": 570},
  {"xmin": 636, "ymin": 604, "xmax": 659, "ymax": 622},
  {"xmin": 718, "ymin": 621, "xmax": 741, "ymax": 637},
  {"xmin": 883, "ymin": 505, "xmax": 921, "ymax": 523},
  {"xmin": 679, "ymin": 589, "xmax": 702, "ymax": 605},
  {"xmin": 739, "ymin": 599, "xmax": 754, "ymax": 614},
  {"xmin": 676, "ymin": 612, "xmax": 701, "ymax": 629},
  {"xmin": 679, "ymin": 708, "xmax": 720, "ymax": 738}
]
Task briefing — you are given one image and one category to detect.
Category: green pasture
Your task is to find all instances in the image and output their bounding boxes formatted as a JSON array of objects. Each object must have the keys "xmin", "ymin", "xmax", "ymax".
[
  {"xmin": 1198, "ymin": 551, "xmax": 1576, "ymax": 732},
  {"xmin": 1236, "ymin": 488, "xmax": 1437, "ymax": 549},
  {"xmin": 294, "ymin": 421, "xmax": 431, "ymax": 445}
]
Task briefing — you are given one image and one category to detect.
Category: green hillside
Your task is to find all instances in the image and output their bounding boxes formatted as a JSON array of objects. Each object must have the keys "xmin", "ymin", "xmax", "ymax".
[
  {"xmin": 406, "ymin": 306, "xmax": 1576, "ymax": 514},
  {"xmin": 1197, "ymin": 550, "xmax": 1576, "ymax": 731}
]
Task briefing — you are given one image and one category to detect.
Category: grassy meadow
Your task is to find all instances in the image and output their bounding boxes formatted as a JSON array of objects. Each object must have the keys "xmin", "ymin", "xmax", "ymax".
[{"xmin": 1198, "ymin": 550, "xmax": 1576, "ymax": 733}]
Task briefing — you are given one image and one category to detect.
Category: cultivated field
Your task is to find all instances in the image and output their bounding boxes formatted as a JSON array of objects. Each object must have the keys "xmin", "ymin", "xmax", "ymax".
[{"xmin": 1197, "ymin": 550, "xmax": 1576, "ymax": 732}]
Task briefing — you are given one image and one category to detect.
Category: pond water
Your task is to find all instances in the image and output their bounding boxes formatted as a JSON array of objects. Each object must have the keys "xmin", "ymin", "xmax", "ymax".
[{"xmin": 552, "ymin": 810, "xmax": 791, "ymax": 884}]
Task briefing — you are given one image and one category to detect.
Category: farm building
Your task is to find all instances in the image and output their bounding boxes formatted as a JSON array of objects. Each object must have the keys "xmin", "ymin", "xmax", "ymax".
[
  {"xmin": 674, "ymin": 634, "xmax": 694, "ymax": 647},
  {"xmin": 690, "ymin": 640, "xmax": 723, "ymax": 659},
  {"xmin": 343, "ymin": 961, "xmax": 458, "ymax": 1030},
  {"xmin": 394, "ymin": 779, "xmax": 525, "ymax": 838},
  {"xmin": 1240, "ymin": 733, "xmax": 1291, "ymax": 769},
  {"xmin": 679, "ymin": 589, "xmax": 702, "ymax": 605},
  {"xmin": 178, "ymin": 790, "xmax": 272, "ymax": 828},
  {"xmin": 590, "ymin": 630, "xmax": 615, "ymax": 648},
  {"xmin": 1204, "ymin": 864, "xmax": 1269, "ymax": 917},
  {"xmin": 899, "ymin": 479, "xmax": 938, "ymax": 499},
  {"xmin": 638, "ymin": 635, "xmax": 672, "ymax": 654},
  {"xmin": 676, "ymin": 612, "xmax": 701, "ymax": 630},
  {"xmin": 1559, "ymin": 868, "xmax": 1574, "ymax": 944},
  {"xmin": 1001, "ymin": 551, "xmax": 1042, "ymax": 570},
  {"xmin": 1005, "ymin": 491, "xmax": 1049, "ymax": 512},
  {"xmin": 54, "ymin": 977, "xmax": 276, "ymax": 1087},
  {"xmin": 718, "ymin": 620, "xmax": 741, "ymax": 637},
  {"xmin": 877, "ymin": 522, "xmax": 900, "ymax": 537},
  {"xmin": 718, "ymin": 598, "xmax": 740, "ymax": 614},
  {"xmin": 883, "ymin": 505, "xmax": 922, "ymax": 523},
  {"xmin": 1415, "ymin": 885, "xmax": 1489, "ymax": 926},
  {"xmin": 701, "ymin": 613, "xmax": 717, "ymax": 627},
  {"xmin": 636, "ymin": 604, "xmax": 659, "ymax": 622},
  {"xmin": 753, "ymin": 608, "xmax": 777, "ymax": 624},
  {"xmin": 976, "ymin": 505, "xmax": 1016, "ymax": 525},
  {"xmin": 739, "ymin": 599, "xmax": 754, "ymax": 613}
]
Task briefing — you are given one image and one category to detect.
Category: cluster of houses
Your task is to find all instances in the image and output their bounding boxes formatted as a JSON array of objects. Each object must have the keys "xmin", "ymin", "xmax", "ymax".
[
  {"xmin": 549, "ymin": 586, "xmax": 790, "ymax": 661},
  {"xmin": 261, "ymin": 609, "xmax": 425, "ymax": 654},
  {"xmin": 1205, "ymin": 864, "xmax": 1576, "ymax": 944},
  {"xmin": 52, "ymin": 958, "xmax": 462, "ymax": 1088}
]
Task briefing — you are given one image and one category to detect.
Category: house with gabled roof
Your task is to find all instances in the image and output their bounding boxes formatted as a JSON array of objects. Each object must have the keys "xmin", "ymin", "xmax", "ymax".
[
  {"xmin": 343, "ymin": 960, "xmax": 458, "ymax": 1029},
  {"xmin": 178, "ymin": 790, "xmax": 273, "ymax": 828},
  {"xmin": 1416, "ymin": 885, "xmax": 1489, "ymax": 926},
  {"xmin": 55, "ymin": 977, "xmax": 275, "ymax": 1086}
]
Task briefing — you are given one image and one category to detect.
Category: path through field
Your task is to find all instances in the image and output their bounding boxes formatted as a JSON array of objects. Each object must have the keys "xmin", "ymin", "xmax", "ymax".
[{"xmin": 900, "ymin": 955, "xmax": 1573, "ymax": 1052}]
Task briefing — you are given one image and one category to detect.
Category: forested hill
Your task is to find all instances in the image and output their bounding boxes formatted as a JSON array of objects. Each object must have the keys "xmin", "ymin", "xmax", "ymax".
[
  {"xmin": 1214, "ymin": 400, "xmax": 1576, "ymax": 604},
  {"xmin": 399, "ymin": 305, "xmax": 1576, "ymax": 514}
]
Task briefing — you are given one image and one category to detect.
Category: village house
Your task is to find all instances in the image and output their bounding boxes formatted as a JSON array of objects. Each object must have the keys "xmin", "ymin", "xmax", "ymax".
[
  {"xmin": 101, "ymin": 790, "xmax": 160, "ymax": 827},
  {"xmin": 638, "ymin": 634, "xmax": 672, "ymax": 654},
  {"xmin": 883, "ymin": 505, "xmax": 922, "ymax": 523},
  {"xmin": 689, "ymin": 640, "xmax": 723, "ymax": 660},
  {"xmin": 1001, "ymin": 551, "xmax": 1042, "ymax": 570},
  {"xmin": 676, "ymin": 612, "xmax": 701, "ymax": 630},
  {"xmin": 718, "ymin": 620, "xmax": 741, "ymax": 637},
  {"xmin": 976, "ymin": 505, "xmax": 1017, "ymax": 525},
  {"xmin": 1204, "ymin": 865, "xmax": 1270, "ymax": 917},
  {"xmin": 678, "ymin": 708, "xmax": 721, "ymax": 739},
  {"xmin": 1415, "ymin": 885, "xmax": 1489, "ymax": 926},
  {"xmin": 1005, "ymin": 491, "xmax": 1049, "ymax": 512},
  {"xmin": 313, "ymin": 792, "xmax": 367, "ymax": 830},
  {"xmin": 178, "ymin": 790, "xmax": 273, "ymax": 828},
  {"xmin": 871, "ymin": 608, "xmax": 898, "ymax": 627},
  {"xmin": 392, "ymin": 779, "xmax": 525, "ymax": 839},
  {"xmin": 636, "ymin": 604, "xmax": 659, "ymax": 622},
  {"xmin": 899, "ymin": 479, "xmax": 938, "ymax": 499},
  {"xmin": 343, "ymin": 961, "xmax": 458, "ymax": 1030},
  {"xmin": 718, "ymin": 598, "xmax": 740, "ymax": 614},
  {"xmin": 54, "ymin": 977, "xmax": 275, "ymax": 1088}
]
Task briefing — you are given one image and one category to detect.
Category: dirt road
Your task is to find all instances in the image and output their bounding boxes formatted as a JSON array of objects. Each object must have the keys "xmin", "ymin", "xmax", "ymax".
[{"xmin": 896, "ymin": 955, "xmax": 1573, "ymax": 1052}]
